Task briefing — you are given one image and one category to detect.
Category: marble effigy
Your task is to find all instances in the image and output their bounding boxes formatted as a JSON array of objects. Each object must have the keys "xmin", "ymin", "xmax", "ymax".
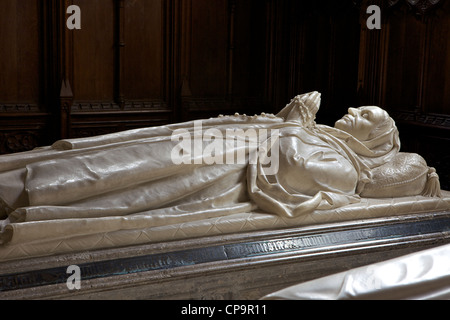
[
  {"xmin": 262, "ymin": 242, "xmax": 450, "ymax": 300},
  {"xmin": 0, "ymin": 92, "xmax": 447, "ymax": 262}
]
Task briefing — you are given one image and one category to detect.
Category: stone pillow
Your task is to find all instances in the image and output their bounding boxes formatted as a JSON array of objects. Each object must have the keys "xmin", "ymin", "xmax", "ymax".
[{"xmin": 360, "ymin": 153, "xmax": 430, "ymax": 198}]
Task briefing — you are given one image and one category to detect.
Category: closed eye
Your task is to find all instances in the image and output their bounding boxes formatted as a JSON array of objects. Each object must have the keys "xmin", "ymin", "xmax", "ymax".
[{"xmin": 362, "ymin": 111, "xmax": 371, "ymax": 119}]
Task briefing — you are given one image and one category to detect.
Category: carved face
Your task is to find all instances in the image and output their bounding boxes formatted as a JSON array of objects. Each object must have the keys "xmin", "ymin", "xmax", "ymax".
[{"xmin": 335, "ymin": 106, "xmax": 388, "ymax": 141}]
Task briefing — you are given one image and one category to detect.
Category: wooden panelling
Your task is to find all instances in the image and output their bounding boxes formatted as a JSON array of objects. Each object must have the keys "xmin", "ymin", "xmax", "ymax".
[
  {"xmin": 358, "ymin": 0, "xmax": 450, "ymax": 117},
  {"xmin": 123, "ymin": 0, "xmax": 165, "ymax": 101},
  {"xmin": 423, "ymin": 4, "xmax": 450, "ymax": 115},
  {"xmin": 231, "ymin": 0, "xmax": 267, "ymax": 98},
  {"xmin": 0, "ymin": 0, "xmax": 54, "ymax": 152},
  {"xmin": 0, "ymin": 114, "xmax": 52, "ymax": 153},
  {"xmin": 179, "ymin": 0, "xmax": 269, "ymax": 121},
  {"xmin": 375, "ymin": 0, "xmax": 450, "ymax": 117},
  {"xmin": 0, "ymin": 0, "xmax": 40, "ymax": 105},
  {"xmin": 72, "ymin": 0, "xmax": 115, "ymax": 101},
  {"xmin": 190, "ymin": 0, "xmax": 228, "ymax": 97},
  {"xmin": 383, "ymin": 8, "xmax": 426, "ymax": 111},
  {"xmin": 68, "ymin": 0, "xmax": 172, "ymax": 138}
]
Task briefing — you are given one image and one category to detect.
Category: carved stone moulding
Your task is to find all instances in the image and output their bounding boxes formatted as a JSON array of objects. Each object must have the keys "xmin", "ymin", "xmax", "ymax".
[{"xmin": 1, "ymin": 212, "xmax": 449, "ymax": 299}]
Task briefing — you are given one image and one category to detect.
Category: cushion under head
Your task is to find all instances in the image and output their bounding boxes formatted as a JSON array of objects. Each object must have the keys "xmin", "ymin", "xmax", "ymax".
[{"xmin": 360, "ymin": 153, "xmax": 429, "ymax": 198}]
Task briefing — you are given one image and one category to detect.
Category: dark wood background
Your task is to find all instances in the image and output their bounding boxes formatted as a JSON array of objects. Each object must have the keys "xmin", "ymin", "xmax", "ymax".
[{"xmin": 0, "ymin": 0, "xmax": 449, "ymax": 189}]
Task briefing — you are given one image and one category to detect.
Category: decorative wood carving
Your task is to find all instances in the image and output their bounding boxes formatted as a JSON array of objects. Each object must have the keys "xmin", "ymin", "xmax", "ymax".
[
  {"xmin": 0, "ymin": 105, "xmax": 40, "ymax": 113},
  {"xmin": 388, "ymin": 0, "xmax": 445, "ymax": 15},
  {"xmin": 3, "ymin": 132, "xmax": 40, "ymax": 154},
  {"xmin": 391, "ymin": 110, "xmax": 450, "ymax": 128},
  {"xmin": 71, "ymin": 100, "xmax": 170, "ymax": 113},
  {"xmin": 0, "ymin": 0, "xmax": 56, "ymax": 152},
  {"xmin": 354, "ymin": 0, "xmax": 445, "ymax": 16},
  {"xmin": 0, "ymin": 125, "xmax": 51, "ymax": 154}
]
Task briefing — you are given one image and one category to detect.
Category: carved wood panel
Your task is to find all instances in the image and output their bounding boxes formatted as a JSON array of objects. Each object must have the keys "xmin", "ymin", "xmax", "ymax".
[
  {"xmin": 0, "ymin": 0, "xmax": 41, "ymax": 105},
  {"xmin": 357, "ymin": 0, "xmax": 449, "ymax": 115},
  {"xmin": 179, "ymin": 0, "xmax": 269, "ymax": 121},
  {"xmin": 66, "ymin": 0, "xmax": 269, "ymax": 136},
  {"xmin": 122, "ymin": 0, "xmax": 165, "ymax": 102},
  {"xmin": 66, "ymin": 0, "xmax": 172, "ymax": 138},
  {"xmin": 72, "ymin": 0, "xmax": 115, "ymax": 102},
  {"xmin": 0, "ymin": 0, "xmax": 54, "ymax": 151}
]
